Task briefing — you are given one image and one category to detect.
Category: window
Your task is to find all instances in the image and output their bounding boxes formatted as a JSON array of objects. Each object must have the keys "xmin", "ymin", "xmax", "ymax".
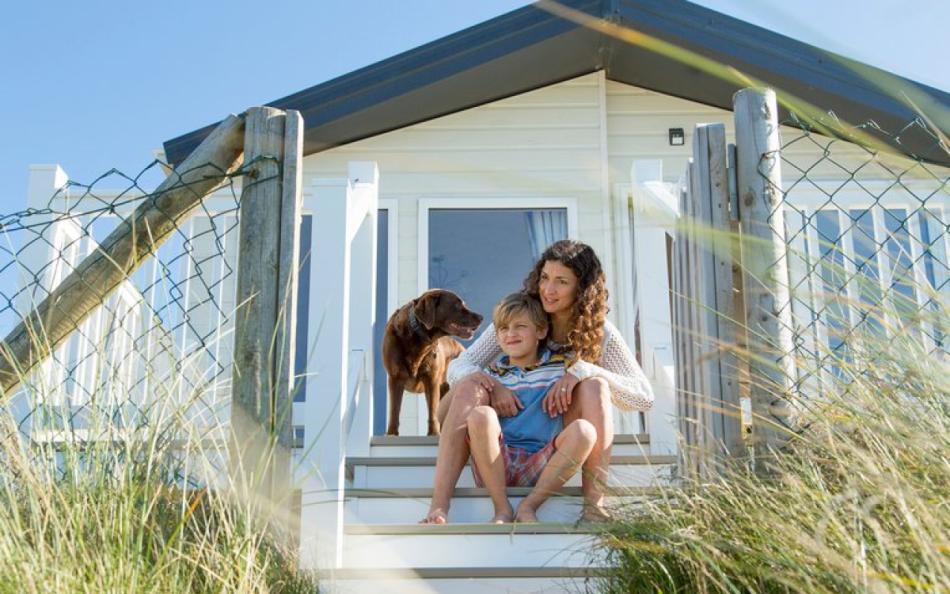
[{"xmin": 421, "ymin": 201, "xmax": 575, "ymax": 343}]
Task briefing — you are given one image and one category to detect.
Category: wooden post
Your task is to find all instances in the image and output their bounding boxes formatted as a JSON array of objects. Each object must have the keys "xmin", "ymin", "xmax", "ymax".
[
  {"xmin": 733, "ymin": 88, "xmax": 798, "ymax": 463},
  {"xmin": 273, "ymin": 111, "xmax": 304, "ymax": 503},
  {"xmin": 230, "ymin": 106, "xmax": 302, "ymax": 511},
  {"xmin": 673, "ymin": 124, "xmax": 744, "ymax": 478},
  {"xmin": 698, "ymin": 124, "xmax": 743, "ymax": 459},
  {"xmin": 0, "ymin": 115, "xmax": 246, "ymax": 396}
]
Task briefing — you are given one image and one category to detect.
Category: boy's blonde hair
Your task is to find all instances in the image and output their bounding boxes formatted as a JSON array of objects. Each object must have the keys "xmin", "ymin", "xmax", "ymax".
[{"xmin": 492, "ymin": 292, "xmax": 548, "ymax": 331}]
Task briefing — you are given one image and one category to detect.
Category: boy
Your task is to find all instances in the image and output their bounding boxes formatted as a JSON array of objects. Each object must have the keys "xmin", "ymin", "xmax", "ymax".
[{"xmin": 467, "ymin": 292, "xmax": 598, "ymax": 523}]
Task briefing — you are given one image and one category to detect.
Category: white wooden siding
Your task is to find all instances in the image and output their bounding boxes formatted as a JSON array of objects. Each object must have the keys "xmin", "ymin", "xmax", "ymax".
[{"xmin": 304, "ymin": 73, "xmax": 609, "ymax": 315}]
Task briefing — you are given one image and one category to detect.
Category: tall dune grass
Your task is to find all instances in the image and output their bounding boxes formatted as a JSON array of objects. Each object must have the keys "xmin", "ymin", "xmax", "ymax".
[
  {"xmin": 596, "ymin": 296, "xmax": 949, "ymax": 593},
  {"xmin": 0, "ymin": 376, "xmax": 315, "ymax": 593}
]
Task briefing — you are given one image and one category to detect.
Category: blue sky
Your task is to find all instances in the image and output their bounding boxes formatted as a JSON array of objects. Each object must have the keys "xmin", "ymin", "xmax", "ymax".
[{"xmin": 0, "ymin": 0, "xmax": 947, "ymax": 214}]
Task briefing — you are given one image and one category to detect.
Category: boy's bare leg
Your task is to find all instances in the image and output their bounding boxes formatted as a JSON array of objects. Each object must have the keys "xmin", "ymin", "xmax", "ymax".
[
  {"xmin": 467, "ymin": 406, "xmax": 513, "ymax": 523},
  {"xmin": 421, "ymin": 377, "xmax": 491, "ymax": 524},
  {"xmin": 563, "ymin": 378, "xmax": 614, "ymax": 521},
  {"xmin": 515, "ymin": 419, "xmax": 597, "ymax": 523}
]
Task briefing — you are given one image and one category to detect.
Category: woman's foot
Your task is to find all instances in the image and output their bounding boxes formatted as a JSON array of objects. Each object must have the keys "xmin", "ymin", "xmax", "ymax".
[
  {"xmin": 580, "ymin": 503, "xmax": 612, "ymax": 523},
  {"xmin": 419, "ymin": 507, "xmax": 448, "ymax": 524},
  {"xmin": 514, "ymin": 502, "xmax": 539, "ymax": 523}
]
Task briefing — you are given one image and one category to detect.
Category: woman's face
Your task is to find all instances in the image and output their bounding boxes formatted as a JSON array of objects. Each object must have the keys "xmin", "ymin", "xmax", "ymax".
[{"xmin": 538, "ymin": 260, "xmax": 579, "ymax": 315}]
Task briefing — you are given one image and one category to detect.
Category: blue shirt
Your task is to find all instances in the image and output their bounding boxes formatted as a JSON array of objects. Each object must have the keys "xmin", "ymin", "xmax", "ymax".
[{"xmin": 485, "ymin": 348, "xmax": 566, "ymax": 453}]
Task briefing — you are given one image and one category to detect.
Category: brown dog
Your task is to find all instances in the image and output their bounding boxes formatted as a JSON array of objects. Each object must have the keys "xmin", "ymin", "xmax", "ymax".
[{"xmin": 382, "ymin": 289, "xmax": 482, "ymax": 436}]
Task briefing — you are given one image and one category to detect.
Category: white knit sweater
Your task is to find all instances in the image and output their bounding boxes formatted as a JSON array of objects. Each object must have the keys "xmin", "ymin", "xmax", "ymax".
[{"xmin": 447, "ymin": 319, "xmax": 654, "ymax": 411}]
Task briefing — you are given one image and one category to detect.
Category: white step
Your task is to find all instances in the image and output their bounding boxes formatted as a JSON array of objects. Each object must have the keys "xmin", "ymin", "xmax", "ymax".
[
  {"xmin": 345, "ymin": 486, "xmax": 654, "ymax": 523},
  {"xmin": 342, "ymin": 523, "xmax": 607, "ymax": 569},
  {"xmin": 348, "ymin": 454, "xmax": 676, "ymax": 489},
  {"xmin": 325, "ymin": 567, "xmax": 604, "ymax": 593},
  {"xmin": 369, "ymin": 433, "xmax": 651, "ymax": 458}
]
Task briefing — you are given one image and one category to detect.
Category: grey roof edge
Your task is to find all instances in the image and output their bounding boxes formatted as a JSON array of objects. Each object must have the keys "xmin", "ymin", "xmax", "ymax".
[
  {"xmin": 607, "ymin": 0, "xmax": 948, "ymax": 163},
  {"xmin": 163, "ymin": 0, "xmax": 949, "ymax": 166},
  {"xmin": 163, "ymin": 0, "xmax": 604, "ymax": 164}
]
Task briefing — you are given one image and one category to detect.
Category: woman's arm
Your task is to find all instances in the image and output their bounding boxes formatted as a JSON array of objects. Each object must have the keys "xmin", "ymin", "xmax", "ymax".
[
  {"xmin": 446, "ymin": 322, "xmax": 503, "ymax": 387},
  {"xmin": 568, "ymin": 320, "xmax": 654, "ymax": 411}
]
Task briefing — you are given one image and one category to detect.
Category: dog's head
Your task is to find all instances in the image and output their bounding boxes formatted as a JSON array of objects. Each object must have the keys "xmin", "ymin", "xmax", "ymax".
[{"xmin": 412, "ymin": 289, "xmax": 483, "ymax": 340}]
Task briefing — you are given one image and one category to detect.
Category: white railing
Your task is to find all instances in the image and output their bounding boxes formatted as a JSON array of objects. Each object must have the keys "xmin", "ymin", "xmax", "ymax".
[
  {"xmin": 12, "ymin": 166, "xmax": 242, "ymax": 442},
  {"xmin": 295, "ymin": 162, "xmax": 378, "ymax": 571}
]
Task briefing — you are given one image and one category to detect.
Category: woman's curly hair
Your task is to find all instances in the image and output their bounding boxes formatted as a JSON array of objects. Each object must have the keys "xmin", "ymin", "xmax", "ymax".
[{"xmin": 523, "ymin": 240, "xmax": 608, "ymax": 363}]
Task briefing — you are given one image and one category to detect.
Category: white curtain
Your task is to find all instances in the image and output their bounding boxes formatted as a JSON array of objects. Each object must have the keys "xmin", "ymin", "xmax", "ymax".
[{"xmin": 524, "ymin": 210, "xmax": 568, "ymax": 261}]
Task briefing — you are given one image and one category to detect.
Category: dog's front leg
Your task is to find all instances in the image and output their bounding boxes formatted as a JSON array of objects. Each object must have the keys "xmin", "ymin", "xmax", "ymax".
[
  {"xmin": 423, "ymin": 378, "xmax": 441, "ymax": 436},
  {"xmin": 387, "ymin": 376, "xmax": 404, "ymax": 436}
]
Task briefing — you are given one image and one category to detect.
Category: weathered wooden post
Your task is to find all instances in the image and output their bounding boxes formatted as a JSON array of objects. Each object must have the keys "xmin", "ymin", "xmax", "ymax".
[
  {"xmin": 733, "ymin": 88, "xmax": 798, "ymax": 465},
  {"xmin": 230, "ymin": 106, "xmax": 303, "ymax": 515},
  {"xmin": 672, "ymin": 123, "xmax": 743, "ymax": 478}
]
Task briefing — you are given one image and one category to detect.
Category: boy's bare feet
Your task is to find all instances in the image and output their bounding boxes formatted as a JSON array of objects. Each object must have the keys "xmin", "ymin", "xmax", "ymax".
[
  {"xmin": 580, "ymin": 503, "xmax": 611, "ymax": 523},
  {"xmin": 419, "ymin": 507, "xmax": 448, "ymax": 524},
  {"xmin": 489, "ymin": 507, "xmax": 514, "ymax": 524},
  {"xmin": 514, "ymin": 502, "xmax": 539, "ymax": 523}
]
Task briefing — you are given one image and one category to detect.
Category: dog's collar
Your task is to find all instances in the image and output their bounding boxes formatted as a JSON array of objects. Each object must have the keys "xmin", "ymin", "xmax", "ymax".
[{"xmin": 407, "ymin": 306, "xmax": 430, "ymax": 340}]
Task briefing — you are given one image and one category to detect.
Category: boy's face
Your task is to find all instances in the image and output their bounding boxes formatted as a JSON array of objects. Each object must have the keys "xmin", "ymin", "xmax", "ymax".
[{"xmin": 496, "ymin": 310, "xmax": 547, "ymax": 361}]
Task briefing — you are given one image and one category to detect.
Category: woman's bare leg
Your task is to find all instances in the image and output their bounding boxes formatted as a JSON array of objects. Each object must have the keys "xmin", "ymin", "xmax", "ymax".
[
  {"xmin": 421, "ymin": 377, "xmax": 491, "ymax": 524},
  {"xmin": 436, "ymin": 387, "xmax": 454, "ymax": 425},
  {"xmin": 514, "ymin": 419, "xmax": 596, "ymax": 523},
  {"xmin": 562, "ymin": 377, "xmax": 614, "ymax": 521},
  {"xmin": 467, "ymin": 406, "xmax": 513, "ymax": 523}
]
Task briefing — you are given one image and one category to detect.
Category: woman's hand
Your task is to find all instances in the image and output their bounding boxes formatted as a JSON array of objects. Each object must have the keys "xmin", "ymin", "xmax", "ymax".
[
  {"xmin": 542, "ymin": 372, "xmax": 580, "ymax": 417},
  {"xmin": 488, "ymin": 380, "xmax": 523, "ymax": 418},
  {"xmin": 464, "ymin": 371, "xmax": 496, "ymax": 396}
]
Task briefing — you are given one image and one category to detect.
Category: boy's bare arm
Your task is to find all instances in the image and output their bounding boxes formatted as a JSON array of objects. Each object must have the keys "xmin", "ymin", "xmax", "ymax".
[{"xmin": 488, "ymin": 378, "xmax": 523, "ymax": 417}]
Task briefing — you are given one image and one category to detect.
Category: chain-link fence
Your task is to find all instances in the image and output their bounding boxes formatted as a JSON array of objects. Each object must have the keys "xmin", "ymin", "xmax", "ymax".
[
  {"xmin": 0, "ymin": 156, "xmax": 269, "ymax": 479},
  {"xmin": 775, "ymin": 116, "xmax": 948, "ymax": 399},
  {"xmin": 672, "ymin": 91, "xmax": 948, "ymax": 474}
]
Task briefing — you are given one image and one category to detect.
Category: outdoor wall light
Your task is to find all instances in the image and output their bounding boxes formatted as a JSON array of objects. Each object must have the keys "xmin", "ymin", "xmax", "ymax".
[{"xmin": 669, "ymin": 128, "xmax": 685, "ymax": 146}]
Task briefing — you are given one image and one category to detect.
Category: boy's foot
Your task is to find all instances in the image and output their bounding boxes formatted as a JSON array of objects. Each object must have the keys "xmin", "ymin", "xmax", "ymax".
[
  {"xmin": 514, "ymin": 502, "xmax": 539, "ymax": 523},
  {"xmin": 419, "ymin": 507, "xmax": 448, "ymax": 524},
  {"xmin": 580, "ymin": 504, "xmax": 612, "ymax": 523},
  {"xmin": 489, "ymin": 509, "xmax": 514, "ymax": 524}
]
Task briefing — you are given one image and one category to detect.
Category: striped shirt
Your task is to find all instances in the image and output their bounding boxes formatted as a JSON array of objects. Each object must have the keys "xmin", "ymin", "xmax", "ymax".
[{"xmin": 486, "ymin": 348, "xmax": 566, "ymax": 453}]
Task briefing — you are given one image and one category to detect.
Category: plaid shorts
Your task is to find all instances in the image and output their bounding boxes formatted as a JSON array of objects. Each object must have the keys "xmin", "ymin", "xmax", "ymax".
[{"xmin": 469, "ymin": 434, "xmax": 558, "ymax": 488}]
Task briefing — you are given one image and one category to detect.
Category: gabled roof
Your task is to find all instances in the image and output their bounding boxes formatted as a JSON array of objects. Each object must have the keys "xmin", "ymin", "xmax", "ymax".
[{"xmin": 164, "ymin": 0, "xmax": 949, "ymax": 166}]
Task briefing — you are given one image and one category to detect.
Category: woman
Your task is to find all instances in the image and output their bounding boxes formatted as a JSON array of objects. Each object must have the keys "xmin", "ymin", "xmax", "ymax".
[{"xmin": 421, "ymin": 240, "xmax": 654, "ymax": 523}]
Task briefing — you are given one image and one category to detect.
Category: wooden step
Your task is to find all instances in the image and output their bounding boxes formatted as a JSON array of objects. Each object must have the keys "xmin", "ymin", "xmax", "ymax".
[
  {"xmin": 342, "ymin": 523, "xmax": 609, "ymax": 569},
  {"xmin": 369, "ymin": 432, "xmax": 650, "ymax": 457},
  {"xmin": 347, "ymin": 454, "xmax": 676, "ymax": 489},
  {"xmin": 325, "ymin": 566, "xmax": 606, "ymax": 594},
  {"xmin": 345, "ymin": 486, "xmax": 656, "ymax": 523}
]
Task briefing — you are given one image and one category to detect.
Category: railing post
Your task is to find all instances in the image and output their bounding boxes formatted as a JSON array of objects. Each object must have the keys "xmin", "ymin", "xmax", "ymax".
[
  {"xmin": 230, "ymin": 106, "xmax": 302, "ymax": 517},
  {"xmin": 733, "ymin": 88, "xmax": 798, "ymax": 464},
  {"xmin": 297, "ymin": 176, "xmax": 350, "ymax": 572},
  {"xmin": 629, "ymin": 161, "xmax": 679, "ymax": 457},
  {"xmin": 344, "ymin": 162, "xmax": 379, "ymax": 459},
  {"xmin": 296, "ymin": 163, "xmax": 378, "ymax": 572}
]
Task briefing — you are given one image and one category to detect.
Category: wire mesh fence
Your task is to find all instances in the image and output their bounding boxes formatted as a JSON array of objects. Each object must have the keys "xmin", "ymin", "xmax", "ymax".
[
  {"xmin": 672, "ymin": 97, "xmax": 948, "ymax": 474},
  {"xmin": 0, "ymin": 157, "xmax": 275, "ymax": 479},
  {"xmin": 770, "ymin": 116, "xmax": 948, "ymax": 409}
]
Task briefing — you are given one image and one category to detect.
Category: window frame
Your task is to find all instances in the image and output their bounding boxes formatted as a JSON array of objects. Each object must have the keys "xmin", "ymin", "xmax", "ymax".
[{"xmin": 416, "ymin": 197, "xmax": 579, "ymax": 297}]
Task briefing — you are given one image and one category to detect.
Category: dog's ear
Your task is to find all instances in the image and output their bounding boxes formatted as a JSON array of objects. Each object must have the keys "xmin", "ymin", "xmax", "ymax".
[{"xmin": 413, "ymin": 292, "xmax": 441, "ymax": 330}]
